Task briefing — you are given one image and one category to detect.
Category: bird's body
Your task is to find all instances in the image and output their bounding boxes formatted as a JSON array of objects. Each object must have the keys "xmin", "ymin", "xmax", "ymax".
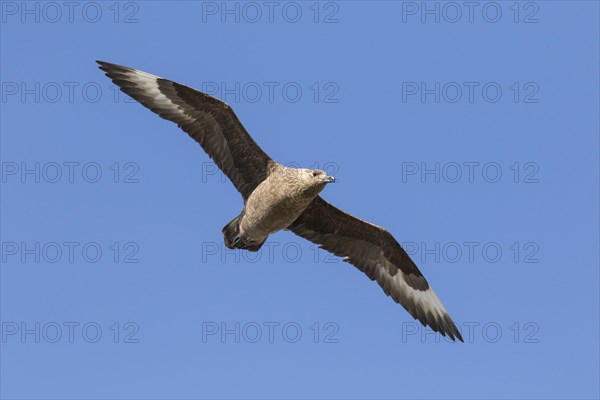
[
  {"xmin": 98, "ymin": 60, "xmax": 464, "ymax": 342},
  {"xmin": 234, "ymin": 165, "xmax": 333, "ymax": 250}
]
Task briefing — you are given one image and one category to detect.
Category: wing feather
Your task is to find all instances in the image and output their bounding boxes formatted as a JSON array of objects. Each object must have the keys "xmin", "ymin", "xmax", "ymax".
[
  {"xmin": 97, "ymin": 61, "xmax": 273, "ymax": 198},
  {"xmin": 289, "ymin": 197, "xmax": 463, "ymax": 342}
]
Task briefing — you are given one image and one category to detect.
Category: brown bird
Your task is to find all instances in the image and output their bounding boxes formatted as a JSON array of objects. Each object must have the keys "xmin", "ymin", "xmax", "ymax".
[{"xmin": 97, "ymin": 61, "xmax": 464, "ymax": 342}]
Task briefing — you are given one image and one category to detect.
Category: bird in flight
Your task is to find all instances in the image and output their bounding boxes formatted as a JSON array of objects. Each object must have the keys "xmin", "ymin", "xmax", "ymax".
[{"xmin": 97, "ymin": 61, "xmax": 464, "ymax": 342}]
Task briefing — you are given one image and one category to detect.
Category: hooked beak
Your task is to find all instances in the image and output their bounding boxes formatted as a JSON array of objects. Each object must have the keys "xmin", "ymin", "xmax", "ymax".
[{"xmin": 322, "ymin": 175, "xmax": 336, "ymax": 183}]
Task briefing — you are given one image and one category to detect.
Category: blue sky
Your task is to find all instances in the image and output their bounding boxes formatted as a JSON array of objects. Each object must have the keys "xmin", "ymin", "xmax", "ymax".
[{"xmin": 1, "ymin": 1, "xmax": 599, "ymax": 399}]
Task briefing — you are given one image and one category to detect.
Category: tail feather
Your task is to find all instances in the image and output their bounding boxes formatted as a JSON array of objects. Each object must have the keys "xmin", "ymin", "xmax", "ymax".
[
  {"xmin": 222, "ymin": 215, "xmax": 267, "ymax": 252},
  {"xmin": 222, "ymin": 215, "xmax": 241, "ymax": 250}
]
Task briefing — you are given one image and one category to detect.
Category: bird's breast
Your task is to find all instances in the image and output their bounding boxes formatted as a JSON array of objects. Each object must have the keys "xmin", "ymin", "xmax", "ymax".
[{"xmin": 240, "ymin": 178, "xmax": 315, "ymax": 237}]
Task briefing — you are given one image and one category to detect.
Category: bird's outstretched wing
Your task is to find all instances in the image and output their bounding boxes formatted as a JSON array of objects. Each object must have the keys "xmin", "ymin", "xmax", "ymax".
[
  {"xmin": 97, "ymin": 61, "xmax": 274, "ymax": 199},
  {"xmin": 289, "ymin": 196, "xmax": 463, "ymax": 342}
]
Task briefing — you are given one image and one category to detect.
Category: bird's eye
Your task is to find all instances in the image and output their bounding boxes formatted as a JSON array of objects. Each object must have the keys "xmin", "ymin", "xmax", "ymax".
[{"xmin": 312, "ymin": 171, "xmax": 318, "ymax": 177}]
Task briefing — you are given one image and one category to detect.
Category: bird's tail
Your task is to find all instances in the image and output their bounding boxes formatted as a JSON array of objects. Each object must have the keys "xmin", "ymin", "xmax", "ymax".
[
  {"xmin": 222, "ymin": 215, "xmax": 266, "ymax": 252},
  {"xmin": 222, "ymin": 215, "xmax": 242, "ymax": 249}
]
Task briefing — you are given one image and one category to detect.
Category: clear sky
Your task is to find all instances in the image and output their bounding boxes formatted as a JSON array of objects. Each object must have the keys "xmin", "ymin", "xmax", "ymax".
[{"xmin": 1, "ymin": 1, "xmax": 599, "ymax": 399}]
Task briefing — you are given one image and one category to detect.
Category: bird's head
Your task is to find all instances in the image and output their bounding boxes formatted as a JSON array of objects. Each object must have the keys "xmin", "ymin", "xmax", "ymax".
[
  {"xmin": 284, "ymin": 167, "xmax": 336, "ymax": 197},
  {"xmin": 295, "ymin": 169, "xmax": 336, "ymax": 196},
  {"xmin": 303, "ymin": 168, "xmax": 336, "ymax": 185}
]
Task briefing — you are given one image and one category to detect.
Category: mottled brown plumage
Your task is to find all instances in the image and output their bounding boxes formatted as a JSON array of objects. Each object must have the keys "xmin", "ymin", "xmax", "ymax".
[
  {"xmin": 98, "ymin": 61, "xmax": 463, "ymax": 342},
  {"xmin": 235, "ymin": 166, "xmax": 333, "ymax": 251}
]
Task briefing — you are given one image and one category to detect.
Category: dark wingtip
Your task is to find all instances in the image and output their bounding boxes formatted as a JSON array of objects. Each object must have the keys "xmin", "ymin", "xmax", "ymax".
[
  {"xmin": 455, "ymin": 328, "xmax": 464, "ymax": 343},
  {"xmin": 445, "ymin": 316, "xmax": 464, "ymax": 343},
  {"xmin": 96, "ymin": 60, "xmax": 113, "ymax": 73},
  {"xmin": 415, "ymin": 315, "xmax": 464, "ymax": 343},
  {"xmin": 96, "ymin": 60, "xmax": 130, "ymax": 74}
]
